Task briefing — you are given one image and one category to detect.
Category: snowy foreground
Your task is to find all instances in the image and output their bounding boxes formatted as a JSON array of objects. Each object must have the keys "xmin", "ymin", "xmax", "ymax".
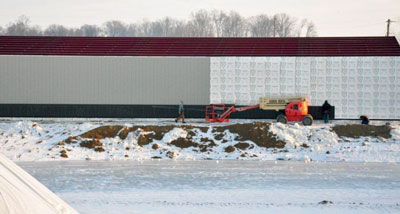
[
  {"xmin": 1, "ymin": 118, "xmax": 400, "ymax": 214},
  {"xmin": 0, "ymin": 154, "xmax": 77, "ymax": 214},
  {"xmin": 18, "ymin": 160, "xmax": 400, "ymax": 214},
  {"xmin": 0, "ymin": 118, "xmax": 399, "ymax": 162}
]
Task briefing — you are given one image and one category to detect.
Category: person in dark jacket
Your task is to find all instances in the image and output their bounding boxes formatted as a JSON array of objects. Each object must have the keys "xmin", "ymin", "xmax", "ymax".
[
  {"xmin": 175, "ymin": 101, "xmax": 185, "ymax": 123},
  {"xmin": 321, "ymin": 100, "xmax": 331, "ymax": 123},
  {"xmin": 360, "ymin": 115, "xmax": 369, "ymax": 125}
]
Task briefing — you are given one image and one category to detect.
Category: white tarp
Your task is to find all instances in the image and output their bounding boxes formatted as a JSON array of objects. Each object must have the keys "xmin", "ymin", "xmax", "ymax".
[
  {"xmin": 210, "ymin": 56, "xmax": 400, "ymax": 119},
  {"xmin": 0, "ymin": 154, "xmax": 78, "ymax": 214}
]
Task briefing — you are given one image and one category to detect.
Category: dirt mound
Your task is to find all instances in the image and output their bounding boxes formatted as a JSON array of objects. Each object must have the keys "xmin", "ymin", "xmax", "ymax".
[
  {"xmin": 94, "ymin": 147, "xmax": 105, "ymax": 152},
  {"xmin": 81, "ymin": 126, "xmax": 124, "ymax": 139},
  {"xmin": 137, "ymin": 134, "xmax": 153, "ymax": 146},
  {"xmin": 76, "ymin": 123, "xmax": 283, "ymax": 148},
  {"xmin": 119, "ymin": 125, "xmax": 176, "ymax": 140},
  {"xmin": 234, "ymin": 142, "xmax": 250, "ymax": 150},
  {"xmin": 199, "ymin": 138, "xmax": 217, "ymax": 152},
  {"xmin": 169, "ymin": 138, "xmax": 199, "ymax": 148},
  {"xmin": 152, "ymin": 143, "xmax": 159, "ymax": 150},
  {"xmin": 225, "ymin": 146, "xmax": 236, "ymax": 153},
  {"xmin": 215, "ymin": 122, "xmax": 285, "ymax": 148},
  {"xmin": 60, "ymin": 150, "xmax": 68, "ymax": 158},
  {"xmin": 332, "ymin": 124, "xmax": 392, "ymax": 139},
  {"xmin": 61, "ymin": 122, "xmax": 286, "ymax": 157},
  {"xmin": 80, "ymin": 139, "xmax": 102, "ymax": 148}
]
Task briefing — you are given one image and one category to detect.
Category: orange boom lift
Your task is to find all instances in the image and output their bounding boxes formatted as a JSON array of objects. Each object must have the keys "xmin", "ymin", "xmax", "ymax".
[{"xmin": 205, "ymin": 97, "xmax": 313, "ymax": 126}]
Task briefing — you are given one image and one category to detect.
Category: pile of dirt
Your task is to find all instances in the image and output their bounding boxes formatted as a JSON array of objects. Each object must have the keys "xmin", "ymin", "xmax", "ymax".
[
  {"xmin": 169, "ymin": 138, "xmax": 199, "ymax": 148},
  {"xmin": 62, "ymin": 122, "xmax": 285, "ymax": 155},
  {"xmin": 225, "ymin": 146, "xmax": 236, "ymax": 153},
  {"xmin": 80, "ymin": 139, "xmax": 102, "ymax": 148},
  {"xmin": 199, "ymin": 138, "xmax": 217, "ymax": 152},
  {"xmin": 214, "ymin": 122, "xmax": 285, "ymax": 148},
  {"xmin": 60, "ymin": 150, "xmax": 68, "ymax": 158},
  {"xmin": 80, "ymin": 126, "xmax": 124, "ymax": 139},
  {"xmin": 167, "ymin": 135, "xmax": 217, "ymax": 152},
  {"xmin": 79, "ymin": 139, "xmax": 104, "ymax": 152},
  {"xmin": 79, "ymin": 125, "xmax": 180, "ymax": 146},
  {"xmin": 234, "ymin": 142, "xmax": 251, "ymax": 150},
  {"xmin": 77, "ymin": 123, "xmax": 285, "ymax": 149},
  {"xmin": 152, "ymin": 143, "xmax": 159, "ymax": 150},
  {"xmin": 332, "ymin": 124, "xmax": 392, "ymax": 139}
]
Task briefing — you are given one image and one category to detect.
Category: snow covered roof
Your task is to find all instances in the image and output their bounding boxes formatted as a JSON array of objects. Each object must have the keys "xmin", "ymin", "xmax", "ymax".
[
  {"xmin": 0, "ymin": 36, "xmax": 399, "ymax": 57},
  {"xmin": 0, "ymin": 154, "xmax": 77, "ymax": 214}
]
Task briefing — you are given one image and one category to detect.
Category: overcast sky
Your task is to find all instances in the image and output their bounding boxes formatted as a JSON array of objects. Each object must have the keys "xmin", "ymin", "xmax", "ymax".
[{"xmin": 0, "ymin": 0, "xmax": 399, "ymax": 37}]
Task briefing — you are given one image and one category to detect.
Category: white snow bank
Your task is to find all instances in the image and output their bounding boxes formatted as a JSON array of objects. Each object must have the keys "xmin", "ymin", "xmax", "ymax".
[
  {"xmin": 0, "ymin": 154, "xmax": 77, "ymax": 214},
  {"xmin": 1, "ymin": 119, "xmax": 400, "ymax": 162}
]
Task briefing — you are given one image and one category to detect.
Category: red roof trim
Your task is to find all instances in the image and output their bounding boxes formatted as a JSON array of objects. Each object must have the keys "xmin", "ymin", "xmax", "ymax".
[{"xmin": 0, "ymin": 36, "xmax": 399, "ymax": 57}]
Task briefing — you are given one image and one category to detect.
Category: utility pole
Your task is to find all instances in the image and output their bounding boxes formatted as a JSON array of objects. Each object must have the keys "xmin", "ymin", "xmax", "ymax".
[
  {"xmin": 386, "ymin": 19, "xmax": 391, "ymax": 36},
  {"xmin": 386, "ymin": 19, "xmax": 397, "ymax": 37},
  {"xmin": 273, "ymin": 16, "xmax": 276, "ymax": 37}
]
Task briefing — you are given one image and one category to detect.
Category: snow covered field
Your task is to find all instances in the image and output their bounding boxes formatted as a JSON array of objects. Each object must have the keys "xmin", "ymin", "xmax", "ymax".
[
  {"xmin": 1, "ymin": 118, "xmax": 400, "ymax": 213},
  {"xmin": 0, "ymin": 118, "xmax": 399, "ymax": 162},
  {"xmin": 18, "ymin": 160, "xmax": 400, "ymax": 214}
]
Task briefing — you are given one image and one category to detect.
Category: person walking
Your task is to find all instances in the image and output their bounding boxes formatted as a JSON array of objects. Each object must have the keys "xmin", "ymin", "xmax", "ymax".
[
  {"xmin": 360, "ymin": 115, "xmax": 369, "ymax": 125},
  {"xmin": 321, "ymin": 100, "xmax": 331, "ymax": 124},
  {"xmin": 175, "ymin": 101, "xmax": 185, "ymax": 123}
]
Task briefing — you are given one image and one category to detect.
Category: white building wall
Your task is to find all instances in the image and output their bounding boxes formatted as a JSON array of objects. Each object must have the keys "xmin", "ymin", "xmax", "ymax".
[{"xmin": 210, "ymin": 57, "xmax": 400, "ymax": 119}]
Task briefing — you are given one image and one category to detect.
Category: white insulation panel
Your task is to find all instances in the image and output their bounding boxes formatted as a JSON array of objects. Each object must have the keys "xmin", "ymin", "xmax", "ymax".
[{"xmin": 210, "ymin": 57, "xmax": 400, "ymax": 119}]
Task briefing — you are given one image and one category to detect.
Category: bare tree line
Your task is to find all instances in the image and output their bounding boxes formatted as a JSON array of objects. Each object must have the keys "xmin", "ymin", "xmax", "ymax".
[{"xmin": 0, "ymin": 10, "xmax": 317, "ymax": 37}]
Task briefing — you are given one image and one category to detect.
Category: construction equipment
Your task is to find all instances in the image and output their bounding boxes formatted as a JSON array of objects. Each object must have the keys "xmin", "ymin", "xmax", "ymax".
[
  {"xmin": 260, "ymin": 97, "xmax": 313, "ymax": 125},
  {"xmin": 205, "ymin": 96, "xmax": 313, "ymax": 125},
  {"xmin": 205, "ymin": 104, "xmax": 260, "ymax": 122}
]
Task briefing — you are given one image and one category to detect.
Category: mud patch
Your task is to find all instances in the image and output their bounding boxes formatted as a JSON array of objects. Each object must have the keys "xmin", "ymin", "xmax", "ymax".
[
  {"xmin": 214, "ymin": 133, "xmax": 225, "ymax": 141},
  {"xmin": 169, "ymin": 138, "xmax": 199, "ymax": 148},
  {"xmin": 199, "ymin": 138, "xmax": 217, "ymax": 152},
  {"xmin": 80, "ymin": 139, "xmax": 102, "ymax": 148},
  {"xmin": 94, "ymin": 147, "xmax": 105, "ymax": 152},
  {"xmin": 215, "ymin": 122, "xmax": 285, "ymax": 148},
  {"xmin": 333, "ymin": 124, "xmax": 392, "ymax": 139},
  {"xmin": 234, "ymin": 142, "xmax": 250, "ymax": 150},
  {"xmin": 319, "ymin": 200, "xmax": 333, "ymax": 205},
  {"xmin": 152, "ymin": 143, "xmax": 159, "ymax": 150},
  {"xmin": 60, "ymin": 150, "xmax": 68, "ymax": 158},
  {"xmin": 225, "ymin": 145, "xmax": 236, "ymax": 153},
  {"xmin": 137, "ymin": 134, "xmax": 153, "ymax": 146},
  {"xmin": 65, "ymin": 136, "xmax": 78, "ymax": 144},
  {"xmin": 81, "ymin": 126, "xmax": 124, "ymax": 139}
]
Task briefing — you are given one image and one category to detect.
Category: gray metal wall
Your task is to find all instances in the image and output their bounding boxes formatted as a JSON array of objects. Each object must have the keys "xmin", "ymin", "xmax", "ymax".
[{"xmin": 0, "ymin": 56, "xmax": 210, "ymax": 105}]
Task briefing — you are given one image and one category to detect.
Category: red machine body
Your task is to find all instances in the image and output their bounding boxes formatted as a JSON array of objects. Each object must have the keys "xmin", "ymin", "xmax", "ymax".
[
  {"xmin": 284, "ymin": 100, "xmax": 309, "ymax": 122},
  {"xmin": 205, "ymin": 104, "xmax": 260, "ymax": 122}
]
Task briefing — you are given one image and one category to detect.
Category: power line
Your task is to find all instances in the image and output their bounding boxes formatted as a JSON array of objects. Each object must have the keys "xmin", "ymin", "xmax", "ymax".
[{"xmin": 349, "ymin": 21, "xmax": 385, "ymax": 29}]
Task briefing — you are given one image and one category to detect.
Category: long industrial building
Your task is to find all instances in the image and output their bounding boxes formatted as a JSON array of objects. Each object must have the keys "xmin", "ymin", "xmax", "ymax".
[{"xmin": 0, "ymin": 36, "xmax": 399, "ymax": 119}]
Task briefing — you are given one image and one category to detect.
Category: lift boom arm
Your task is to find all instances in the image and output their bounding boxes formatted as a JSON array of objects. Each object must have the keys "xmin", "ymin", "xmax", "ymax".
[{"xmin": 215, "ymin": 104, "xmax": 260, "ymax": 122}]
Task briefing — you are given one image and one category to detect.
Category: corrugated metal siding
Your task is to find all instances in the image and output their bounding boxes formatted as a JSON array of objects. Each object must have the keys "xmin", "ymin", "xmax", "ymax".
[
  {"xmin": 1, "ymin": 36, "xmax": 400, "ymax": 56},
  {"xmin": 0, "ymin": 55, "xmax": 210, "ymax": 105}
]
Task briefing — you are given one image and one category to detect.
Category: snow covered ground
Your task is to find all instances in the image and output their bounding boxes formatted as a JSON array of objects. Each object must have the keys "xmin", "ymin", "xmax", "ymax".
[
  {"xmin": 18, "ymin": 160, "xmax": 400, "ymax": 214},
  {"xmin": 1, "ymin": 118, "xmax": 400, "ymax": 213},
  {"xmin": 0, "ymin": 154, "xmax": 77, "ymax": 214},
  {"xmin": 0, "ymin": 118, "xmax": 399, "ymax": 162}
]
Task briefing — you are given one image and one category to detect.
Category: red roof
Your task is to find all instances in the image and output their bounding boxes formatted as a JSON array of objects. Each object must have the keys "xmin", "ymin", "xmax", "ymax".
[{"xmin": 0, "ymin": 36, "xmax": 399, "ymax": 56}]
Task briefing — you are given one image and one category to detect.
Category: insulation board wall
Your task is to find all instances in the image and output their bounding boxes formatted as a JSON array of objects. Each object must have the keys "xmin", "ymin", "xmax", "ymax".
[{"xmin": 210, "ymin": 57, "xmax": 400, "ymax": 119}]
